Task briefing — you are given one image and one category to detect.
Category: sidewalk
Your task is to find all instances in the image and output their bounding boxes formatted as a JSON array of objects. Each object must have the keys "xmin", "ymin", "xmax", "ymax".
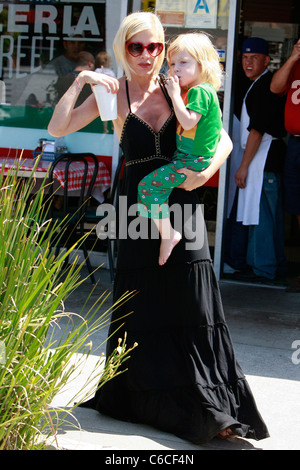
[{"xmin": 49, "ymin": 267, "xmax": 300, "ymax": 451}]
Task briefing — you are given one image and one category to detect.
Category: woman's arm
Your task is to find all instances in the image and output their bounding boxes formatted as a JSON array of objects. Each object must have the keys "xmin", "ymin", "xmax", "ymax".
[
  {"xmin": 48, "ymin": 70, "xmax": 119, "ymax": 137},
  {"xmin": 165, "ymin": 76, "xmax": 201, "ymax": 130},
  {"xmin": 235, "ymin": 129, "xmax": 262, "ymax": 189},
  {"xmin": 177, "ymin": 128, "xmax": 233, "ymax": 191}
]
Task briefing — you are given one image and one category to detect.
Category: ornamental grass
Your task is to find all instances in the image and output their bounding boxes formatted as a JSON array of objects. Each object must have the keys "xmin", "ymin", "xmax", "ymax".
[{"xmin": 0, "ymin": 159, "xmax": 135, "ymax": 449}]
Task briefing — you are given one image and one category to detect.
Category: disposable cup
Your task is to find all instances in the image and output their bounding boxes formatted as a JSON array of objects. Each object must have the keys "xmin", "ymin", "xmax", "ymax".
[{"xmin": 92, "ymin": 84, "xmax": 117, "ymax": 121}]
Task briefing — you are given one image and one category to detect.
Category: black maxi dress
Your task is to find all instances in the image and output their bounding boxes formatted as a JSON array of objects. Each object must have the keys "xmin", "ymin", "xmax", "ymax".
[{"xmin": 84, "ymin": 78, "xmax": 269, "ymax": 444}]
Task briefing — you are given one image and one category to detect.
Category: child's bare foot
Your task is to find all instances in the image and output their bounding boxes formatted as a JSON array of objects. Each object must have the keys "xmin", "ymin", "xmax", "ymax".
[
  {"xmin": 217, "ymin": 428, "xmax": 239, "ymax": 439},
  {"xmin": 159, "ymin": 230, "xmax": 182, "ymax": 266}
]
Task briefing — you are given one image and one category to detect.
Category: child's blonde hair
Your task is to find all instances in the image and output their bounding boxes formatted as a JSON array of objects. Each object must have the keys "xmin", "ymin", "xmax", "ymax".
[
  {"xmin": 113, "ymin": 12, "xmax": 165, "ymax": 81},
  {"xmin": 167, "ymin": 33, "xmax": 223, "ymax": 91},
  {"xmin": 95, "ymin": 51, "xmax": 112, "ymax": 69}
]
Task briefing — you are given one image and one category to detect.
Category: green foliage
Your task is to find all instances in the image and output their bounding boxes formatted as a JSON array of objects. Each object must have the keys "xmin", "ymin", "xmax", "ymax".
[{"xmin": 0, "ymin": 160, "xmax": 136, "ymax": 449}]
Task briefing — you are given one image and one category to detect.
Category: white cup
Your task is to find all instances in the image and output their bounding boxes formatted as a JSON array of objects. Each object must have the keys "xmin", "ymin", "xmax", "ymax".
[{"xmin": 92, "ymin": 84, "xmax": 117, "ymax": 121}]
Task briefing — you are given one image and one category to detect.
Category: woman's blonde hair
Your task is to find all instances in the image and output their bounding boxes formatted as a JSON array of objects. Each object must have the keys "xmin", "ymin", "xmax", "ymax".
[
  {"xmin": 167, "ymin": 33, "xmax": 223, "ymax": 90},
  {"xmin": 113, "ymin": 12, "xmax": 165, "ymax": 80}
]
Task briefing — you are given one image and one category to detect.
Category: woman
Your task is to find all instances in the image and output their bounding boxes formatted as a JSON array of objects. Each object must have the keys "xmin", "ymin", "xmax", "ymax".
[{"xmin": 48, "ymin": 12, "xmax": 269, "ymax": 444}]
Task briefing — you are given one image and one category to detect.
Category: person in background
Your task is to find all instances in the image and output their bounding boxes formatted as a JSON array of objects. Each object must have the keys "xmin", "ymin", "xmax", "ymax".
[
  {"xmin": 271, "ymin": 38, "xmax": 300, "ymax": 292},
  {"xmin": 49, "ymin": 34, "xmax": 85, "ymax": 75},
  {"xmin": 17, "ymin": 33, "xmax": 86, "ymax": 108},
  {"xmin": 226, "ymin": 37, "xmax": 287, "ymax": 282},
  {"xmin": 223, "ymin": 43, "xmax": 251, "ymax": 274},
  {"xmin": 54, "ymin": 51, "xmax": 95, "ymax": 105},
  {"xmin": 95, "ymin": 51, "xmax": 116, "ymax": 77},
  {"xmin": 74, "ymin": 51, "xmax": 95, "ymax": 72}
]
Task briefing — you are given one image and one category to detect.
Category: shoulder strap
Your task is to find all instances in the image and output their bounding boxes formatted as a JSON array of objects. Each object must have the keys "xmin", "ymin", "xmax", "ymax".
[
  {"xmin": 125, "ymin": 79, "xmax": 132, "ymax": 112},
  {"xmin": 158, "ymin": 73, "xmax": 173, "ymax": 109}
]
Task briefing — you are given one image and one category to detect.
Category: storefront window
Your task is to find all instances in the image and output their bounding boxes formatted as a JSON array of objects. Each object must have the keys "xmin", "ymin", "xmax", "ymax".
[
  {"xmin": 0, "ymin": 0, "xmax": 110, "ymax": 132},
  {"xmin": 146, "ymin": 0, "xmax": 230, "ymax": 78},
  {"xmin": 143, "ymin": 0, "xmax": 230, "ymax": 114}
]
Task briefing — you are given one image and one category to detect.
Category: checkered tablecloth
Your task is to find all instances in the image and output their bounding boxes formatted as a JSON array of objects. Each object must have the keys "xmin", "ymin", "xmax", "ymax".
[
  {"xmin": 51, "ymin": 160, "xmax": 111, "ymax": 191},
  {"xmin": 2, "ymin": 158, "xmax": 111, "ymax": 198}
]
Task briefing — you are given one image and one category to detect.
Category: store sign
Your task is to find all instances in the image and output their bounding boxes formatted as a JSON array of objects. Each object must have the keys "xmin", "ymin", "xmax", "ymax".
[
  {"xmin": 0, "ymin": 4, "xmax": 101, "ymax": 35},
  {"xmin": 156, "ymin": 0, "xmax": 218, "ymax": 28},
  {"xmin": 0, "ymin": 1, "xmax": 105, "ymax": 78},
  {"xmin": 186, "ymin": 0, "xmax": 217, "ymax": 28}
]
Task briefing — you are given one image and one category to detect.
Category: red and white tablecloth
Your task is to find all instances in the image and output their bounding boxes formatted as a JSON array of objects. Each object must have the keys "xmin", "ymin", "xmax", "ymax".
[
  {"xmin": 1, "ymin": 157, "xmax": 111, "ymax": 201},
  {"xmin": 51, "ymin": 160, "xmax": 111, "ymax": 191}
]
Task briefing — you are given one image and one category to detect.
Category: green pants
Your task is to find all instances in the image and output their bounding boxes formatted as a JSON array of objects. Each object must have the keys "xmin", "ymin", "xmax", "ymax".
[{"xmin": 137, "ymin": 152, "xmax": 212, "ymax": 219}]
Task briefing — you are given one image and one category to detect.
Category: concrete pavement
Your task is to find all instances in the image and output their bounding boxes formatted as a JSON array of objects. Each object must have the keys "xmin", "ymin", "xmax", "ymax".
[{"xmin": 48, "ymin": 266, "xmax": 300, "ymax": 451}]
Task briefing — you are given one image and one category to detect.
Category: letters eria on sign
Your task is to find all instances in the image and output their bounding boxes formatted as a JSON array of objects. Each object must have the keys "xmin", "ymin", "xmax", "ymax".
[
  {"xmin": 0, "ymin": 4, "xmax": 102, "ymax": 77},
  {"xmin": 0, "ymin": 4, "xmax": 100, "ymax": 36}
]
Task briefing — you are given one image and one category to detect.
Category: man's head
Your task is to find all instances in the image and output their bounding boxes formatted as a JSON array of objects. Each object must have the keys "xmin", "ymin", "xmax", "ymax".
[
  {"xmin": 242, "ymin": 37, "xmax": 270, "ymax": 81},
  {"xmin": 75, "ymin": 51, "xmax": 95, "ymax": 70}
]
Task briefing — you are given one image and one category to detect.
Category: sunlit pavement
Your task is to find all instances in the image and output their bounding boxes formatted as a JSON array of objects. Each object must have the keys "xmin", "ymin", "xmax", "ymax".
[{"xmin": 48, "ymin": 266, "xmax": 300, "ymax": 451}]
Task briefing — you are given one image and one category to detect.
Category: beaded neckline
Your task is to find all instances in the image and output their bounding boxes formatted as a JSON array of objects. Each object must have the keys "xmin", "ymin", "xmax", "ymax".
[
  {"xmin": 120, "ymin": 110, "xmax": 174, "ymax": 147},
  {"xmin": 120, "ymin": 75, "xmax": 174, "ymax": 147}
]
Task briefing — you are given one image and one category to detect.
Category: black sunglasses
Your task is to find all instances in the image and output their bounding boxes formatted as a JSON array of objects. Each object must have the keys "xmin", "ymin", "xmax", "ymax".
[{"xmin": 126, "ymin": 42, "xmax": 164, "ymax": 57}]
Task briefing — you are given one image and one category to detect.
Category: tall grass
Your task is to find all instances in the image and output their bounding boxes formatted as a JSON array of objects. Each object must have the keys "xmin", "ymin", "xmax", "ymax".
[{"xmin": 0, "ymin": 160, "xmax": 136, "ymax": 450}]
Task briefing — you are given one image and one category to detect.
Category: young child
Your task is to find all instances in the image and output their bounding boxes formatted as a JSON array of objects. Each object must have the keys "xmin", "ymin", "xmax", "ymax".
[
  {"xmin": 137, "ymin": 33, "xmax": 223, "ymax": 265},
  {"xmin": 95, "ymin": 51, "xmax": 116, "ymax": 77}
]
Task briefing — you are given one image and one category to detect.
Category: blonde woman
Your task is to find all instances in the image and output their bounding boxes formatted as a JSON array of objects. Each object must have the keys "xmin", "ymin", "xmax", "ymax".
[
  {"xmin": 138, "ymin": 33, "xmax": 223, "ymax": 265},
  {"xmin": 48, "ymin": 12, "xmax": 269, "ymax": 445}
]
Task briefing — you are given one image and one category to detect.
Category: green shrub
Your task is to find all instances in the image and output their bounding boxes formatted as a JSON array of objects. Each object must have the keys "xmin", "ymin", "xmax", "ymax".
[{"xmin": 0, "ymin": 160, "xmax": 135, "ymax": 449}]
